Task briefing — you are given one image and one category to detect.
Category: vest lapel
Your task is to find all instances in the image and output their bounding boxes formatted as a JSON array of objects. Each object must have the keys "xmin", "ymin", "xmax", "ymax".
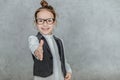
[
  {"xmin": 53, "ymin": 35, "xmax": 62, "ymax": 59},
  {"xmin": 36, "ymin": 32, "xmax": 52, "ymax": 57}
]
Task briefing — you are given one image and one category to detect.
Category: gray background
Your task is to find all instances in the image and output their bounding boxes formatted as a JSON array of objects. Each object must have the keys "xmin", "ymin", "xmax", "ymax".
[{"xmin": 0, "ymin": 0, "xmax": 120, "ymax": 80}]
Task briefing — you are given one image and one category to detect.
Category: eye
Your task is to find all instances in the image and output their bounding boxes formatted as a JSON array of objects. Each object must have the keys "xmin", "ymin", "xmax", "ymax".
[
  {"xmin": 38, "ymin": 19, "xmax": 43, "ymax": 22},
  {"xmin": 47, "ymin": 19, "xmax": 53, "ymax": 22}
]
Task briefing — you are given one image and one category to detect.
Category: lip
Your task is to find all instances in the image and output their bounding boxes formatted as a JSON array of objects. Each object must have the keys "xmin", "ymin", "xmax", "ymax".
[{"xmin": 41, "ymin": 28, "xmax": 50, "ymax": 31}]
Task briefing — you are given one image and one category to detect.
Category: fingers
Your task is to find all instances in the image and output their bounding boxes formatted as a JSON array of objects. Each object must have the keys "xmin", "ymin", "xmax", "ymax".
[
  {"xmin": 34, "ymin": 50, "xmax": 43, "ymax": 61},
  {"xmin": 65, "ymin": 75, "xmax": 69, "ymax": 80},
  {"xmin": 65, "ymin": 73, "xmax": 72, "ymax": 80}
]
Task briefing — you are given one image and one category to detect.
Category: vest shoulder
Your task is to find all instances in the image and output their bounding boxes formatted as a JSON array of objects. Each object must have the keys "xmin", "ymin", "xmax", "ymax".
[{"xmin": 53, "ymin": 35, "xmax": 61, "ymax": 41}]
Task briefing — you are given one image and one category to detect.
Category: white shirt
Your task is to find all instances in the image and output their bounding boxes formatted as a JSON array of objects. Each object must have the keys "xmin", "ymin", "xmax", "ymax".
[{"xmin": 28, "ymin": 34, "xmax": 72, "ymax": 80}]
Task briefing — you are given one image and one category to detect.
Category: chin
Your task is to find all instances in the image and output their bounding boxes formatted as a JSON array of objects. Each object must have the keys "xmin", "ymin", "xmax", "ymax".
[{"xmin": 41, "ymin": 32, "xmax": 52, "ymax": 35}]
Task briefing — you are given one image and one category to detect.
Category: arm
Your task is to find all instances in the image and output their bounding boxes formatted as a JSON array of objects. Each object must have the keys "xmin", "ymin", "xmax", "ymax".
[
  {"xmin": 65, "ymin": 58, "xmax": 72, "ymax": 74},
  {"xmin": 61, "ymin": 39, "xmax": 72, "ymax": 80},
  {"xmin": 28, "ymin": 35, "xmax": 44, "ymax": 60},
  {"xmin": 61, "ymin": 39, "xmax": 72, "ymax": 73},
  {"xmin": 65, "ymin": 58, "xmax": 72, "ymax": 80},
  {"xmin": 28, "ymin": 35, "xmax": 39, "ymax": 59}
]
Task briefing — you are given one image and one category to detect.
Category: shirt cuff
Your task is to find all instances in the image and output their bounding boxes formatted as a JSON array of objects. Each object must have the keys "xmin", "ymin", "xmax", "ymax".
[{"xmin": 65, "ymin": 62, "xmax": 72, "ymax": 74}]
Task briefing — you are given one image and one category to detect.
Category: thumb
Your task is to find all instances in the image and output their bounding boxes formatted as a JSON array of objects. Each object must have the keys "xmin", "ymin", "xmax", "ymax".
[{"xmin": 39, "ymin": 39, "xmax": 44, "ymax": 47}]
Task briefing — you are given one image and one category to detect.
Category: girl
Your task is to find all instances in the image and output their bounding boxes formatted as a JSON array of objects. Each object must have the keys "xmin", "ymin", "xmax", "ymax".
[{"xmin": 28, "ymin": 0, "xmax": 72, "ymax": 80}]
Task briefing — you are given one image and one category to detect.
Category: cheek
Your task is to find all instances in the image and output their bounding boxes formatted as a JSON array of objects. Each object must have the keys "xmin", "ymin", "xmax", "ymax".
[
  {"xmin": 50, "ymin": 26, "xmax": 55, "ymax": 30},
  {"xmin": 36, "ymin": 25, "xmax": 42, "ymax": 28},
  {"xmin": 49, "ymin": 24, "xmax": 55, "ymax": 28},
  {"xmin": 36, "ymin": 25, "xmax": 42, "ymax": 30}
]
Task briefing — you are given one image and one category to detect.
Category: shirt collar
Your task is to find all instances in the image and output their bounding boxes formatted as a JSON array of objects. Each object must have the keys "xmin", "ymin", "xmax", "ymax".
[{"xmin": 42, "ymin": 34, "xmax": 53, "ymax": 39}]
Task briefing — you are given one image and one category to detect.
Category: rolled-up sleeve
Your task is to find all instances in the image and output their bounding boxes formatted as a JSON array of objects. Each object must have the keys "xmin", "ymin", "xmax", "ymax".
[{"xmin": 65, "ymin": 57, "xmax": 72, "ymax": 74}]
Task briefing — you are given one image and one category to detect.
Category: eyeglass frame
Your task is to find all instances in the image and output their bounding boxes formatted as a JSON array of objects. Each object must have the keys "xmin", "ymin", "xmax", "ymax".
[{"xmin": 35, "ymin": 18, "xmax": 55, "ymax": 25}]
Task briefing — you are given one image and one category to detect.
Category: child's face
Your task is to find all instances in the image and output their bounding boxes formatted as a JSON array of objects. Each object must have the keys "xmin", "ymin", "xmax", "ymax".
[{"xmin": 35, "ymin": 9, "xmax": 56, "ymax": 35}]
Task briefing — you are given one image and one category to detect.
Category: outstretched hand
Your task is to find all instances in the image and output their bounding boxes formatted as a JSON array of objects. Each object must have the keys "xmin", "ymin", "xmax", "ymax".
[{"xmin": 34, "ymin": 40, "xmax": 44, "ymax": 61}]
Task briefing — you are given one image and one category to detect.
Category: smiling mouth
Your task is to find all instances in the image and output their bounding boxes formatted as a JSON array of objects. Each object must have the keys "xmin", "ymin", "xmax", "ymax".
[{"xmin": 41, "ymin": 28, "xmax": 50, "ymax": 31}]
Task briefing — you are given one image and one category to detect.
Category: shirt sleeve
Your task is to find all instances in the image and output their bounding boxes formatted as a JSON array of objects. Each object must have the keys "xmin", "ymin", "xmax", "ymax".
[
  {"xmin": 65, "ymin": 58, "xmax": 72, "ymax": 74},
  {"xmin": 28, "ymin": 35, "xmax": 39, "ymax": 58},
  {"xmin": 61, "ymin": 39, "xmax": 72, "ymax": 74}
]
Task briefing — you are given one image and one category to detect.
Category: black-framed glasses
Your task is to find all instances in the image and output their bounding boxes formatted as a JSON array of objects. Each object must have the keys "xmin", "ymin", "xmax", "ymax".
[{"xmin": 36, "ymin": 18, "xmax": 55, "ymax": 25}]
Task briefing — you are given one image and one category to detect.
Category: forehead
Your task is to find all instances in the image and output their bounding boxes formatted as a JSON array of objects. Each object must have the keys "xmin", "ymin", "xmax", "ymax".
[{"xmin": 37, "ymin": 9, "xmax": 54, "ymax": 19}]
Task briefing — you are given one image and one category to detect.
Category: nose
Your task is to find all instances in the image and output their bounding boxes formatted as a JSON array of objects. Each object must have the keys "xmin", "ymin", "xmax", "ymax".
[{"xmin": 43, "ymin": 21, "xmax": 47, "ymax": 26}]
